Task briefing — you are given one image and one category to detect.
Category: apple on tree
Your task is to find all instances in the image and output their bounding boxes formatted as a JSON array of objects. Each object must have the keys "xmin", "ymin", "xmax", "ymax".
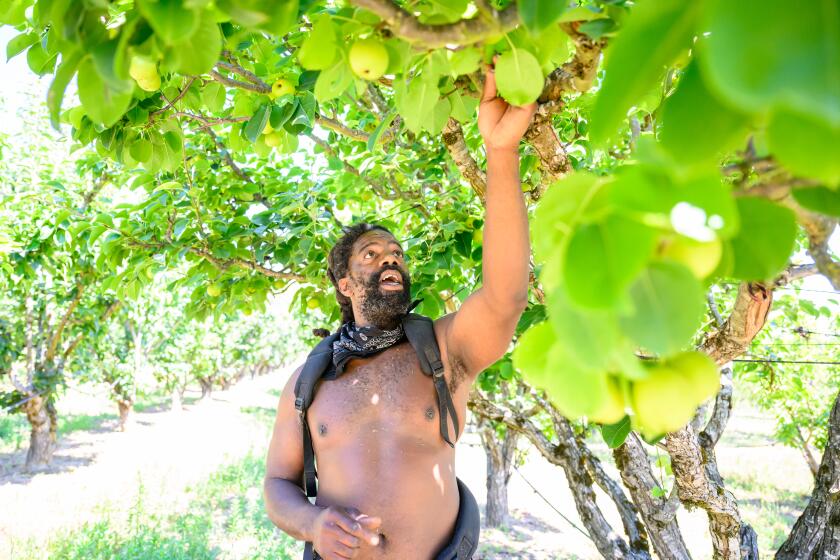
[
  {"xmin": 129, "ymin": 55, "xmax": 161, "ymax": 92},
  {"xmin": 349, "ymin": 38, "xmax": 389, "ymax": 81},
  {"xmin": 270, "ymin": 78, "xmax": 295, "ymax": 99}
]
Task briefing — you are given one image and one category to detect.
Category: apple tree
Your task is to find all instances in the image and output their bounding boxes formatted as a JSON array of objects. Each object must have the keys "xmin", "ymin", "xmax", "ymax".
[{"xmin": 2, "ymin": 0, "xmax": 840, "ymax": 558}]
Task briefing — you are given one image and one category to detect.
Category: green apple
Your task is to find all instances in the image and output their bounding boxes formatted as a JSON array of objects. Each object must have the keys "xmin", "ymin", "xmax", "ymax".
[
  {"xmin": 264, "ymin": 131, "xmax": 284, "ymax": 147},
  {"xmin": 129, "ymin": 56, "xmax": 161, "ymax": 92},
  {"xmin": 349, "ymin": 38, "xmax": 389, "ymax": 81},
  {"xmin": 630, "ymin": 363, "xmax": 701, "ymax": 437},
  {"xmin": 659, "ymin": 235, "xmax": 723, "ymax": 279},
  {"xmin": 588, "ymin": 376, "xmax": 626, "ymax": 425},
  {"xmin": 270, "ymin": 78, "xmax": 295, "ymax": 99},
  {"xmin": 207, "ymin": 283, "xmax": 222, "ymax": 297},
  {"xmin": 472, "ymin": 228, "xmax": 483, "ymax": 246},
  {"xmin": 667, "ymin": 351, "xmax": 720, "ymax": 402},
  {"xmin": 307, "ymin": 298, "xmax": 320, "ymax": 310},
  {"xmin": 262, "ymin": 122, "xmax": 274, "ymax": 135}
]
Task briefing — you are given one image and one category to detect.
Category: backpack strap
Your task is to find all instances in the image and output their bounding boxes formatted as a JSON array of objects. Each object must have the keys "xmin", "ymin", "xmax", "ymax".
[
  {"xmin": 402, "ymin": 313, "xmax": 460, "ymax": 447},
  {"xmin": 294, "ymin": 332, "xmax": 340, "ymax": 498}
]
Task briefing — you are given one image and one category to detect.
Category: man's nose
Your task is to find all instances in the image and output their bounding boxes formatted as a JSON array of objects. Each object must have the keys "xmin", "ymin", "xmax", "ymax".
[{"xmin": 380, "ymin": 252, "xmax": 399, "ymax": 267}]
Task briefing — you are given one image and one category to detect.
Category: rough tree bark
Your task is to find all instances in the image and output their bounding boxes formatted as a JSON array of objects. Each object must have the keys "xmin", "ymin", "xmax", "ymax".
[
  {"xmin": 663, "ymin": 283, "xmax": 772, "ymax": 560},
  {"xmin": 117, "ymin": 399, "xmax": 133, "ymax": 431},
  {"xmin": 614, "ymin": 433, "xmax": 691, "ymax": 560},
  {"xmin": 470, "ymin": 392, "xmax": 653, "ymax": 559},
  {"xmin": 24, "ymin": 394, "xmax": 52, "ymax": 471},
  {"xmin": 777, "ymin": 390, "xmax": 840, "ymax": 559},
  {"xmin": 478, "ymin": 418, "xmax": 518, "ymax": 527}
]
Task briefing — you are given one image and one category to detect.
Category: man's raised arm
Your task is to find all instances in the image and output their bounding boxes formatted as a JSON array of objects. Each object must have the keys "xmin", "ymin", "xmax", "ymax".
[{"xmin": 442, "ymin": 63, "xmax": 537, "ymax": 379}]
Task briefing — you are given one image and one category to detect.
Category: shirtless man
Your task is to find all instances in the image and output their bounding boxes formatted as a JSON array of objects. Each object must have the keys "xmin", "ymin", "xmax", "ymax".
[{"xmin": 264, "ymin": 64, "xmax": 536, "ymax": 560}]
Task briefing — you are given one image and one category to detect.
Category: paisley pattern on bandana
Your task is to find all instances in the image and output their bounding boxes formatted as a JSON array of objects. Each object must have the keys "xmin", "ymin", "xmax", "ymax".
[{"xmin": 331, "ymin": 321, "xmax": 406, "ymax": 376}]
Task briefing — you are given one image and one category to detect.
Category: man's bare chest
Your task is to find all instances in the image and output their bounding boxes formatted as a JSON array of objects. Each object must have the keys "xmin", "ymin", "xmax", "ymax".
[{"xmin": 307, "ymin": 343, "xmax": 442, "ymax": 441}]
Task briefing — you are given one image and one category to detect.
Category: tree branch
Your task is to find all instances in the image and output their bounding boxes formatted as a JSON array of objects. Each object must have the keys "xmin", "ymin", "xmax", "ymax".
[
  {"xmin": 349, "ymin": 0, "xmax": 520, "ymax": 48},
  {"xmin": 524, "ymin": 112, "xmax": 571, "ymax": 198},
  {"xmin": 442, "ymin": 118, "xmax": 486, "ymax": 203},
  {"xmin": 45, "ymin": 284, "xmax": 85, "ymax": 362}
]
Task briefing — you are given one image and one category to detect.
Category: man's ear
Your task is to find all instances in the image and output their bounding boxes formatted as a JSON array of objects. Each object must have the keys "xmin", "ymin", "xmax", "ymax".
[{"xmin": 338, "ymin": 276, "xmax": 352, "ymax": 298}]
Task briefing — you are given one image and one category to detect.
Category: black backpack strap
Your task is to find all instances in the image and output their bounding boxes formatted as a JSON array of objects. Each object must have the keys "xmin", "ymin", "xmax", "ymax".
[
  {"xmin": 294, "ymin": 332, "xmax": 340, "ymax": 498},
  {"xmin": 402, "ymin": 313, "xmax": 460, "ymax": 447}
]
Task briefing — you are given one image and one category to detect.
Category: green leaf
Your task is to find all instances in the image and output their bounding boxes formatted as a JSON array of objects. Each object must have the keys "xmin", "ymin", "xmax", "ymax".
[
  {"xmin": 137, "ymin": 0, "xmax": 200, "ymax": 45},
  {"xmin": 449, "ymin": 93, "xmax": 479, "ymax": 123},
  {"xmin": 48, "ymin": 50, "xmax": 82, "ymax": 130},
  {"xmin": 494, "ymin": 48, "xmax": 544, "ymax": 106},
  {"xmin": 399, "ymin": 77, "xmax": 439, "ymax": 134},
  {"xmin": 201, "ymin": 82, "xmax": 226, "ymax": 112},
  {"xmin": 314, "ymin": 61, "xmax": 353, "ymax": 102},
  {"xmin": 729, "ymin": 197, "xmax": 797, "ymax": 281},
  {"xmin": 26, "ymin": 42, "xmax": 56, "ymax": 75},
  {"xmin": 518, "ymin": 0, "xmax": 567, "ymax": 34},
  {"xmin": 427, "ymin": 97, "xmax": 451, "ymax": 134},
  {"xmin": 367, "ymin": 111, "xmax": 396, "ymax": 152},
  {"xmin": 792, "ymin": 187, "xmax": 840, "ymax": 218},
  {"xmin": 660, "ymin": 61, "xmax": 751, "ymax": 167},
  {"xmin": 618, "ymin": 262, "xmax": 705, "ymax": 355},
  {"xmin": 77, "ymin": 56, "xmax": 133, "ymax": 127},
  {"xmin": 448, "ymin": 47, "xmax": 481, "ymax": 77},
  {"xmin": 6, "ymin": 31, "xmax": 38, "ymax": 61},
  {"xmin": 129, "ymin": 138, "xmax": 153, "ymax": 162},
  {"xmin": 563, "ymin": 215, "xmax": 658, "ymax": 309},
  {"xmin": 766, "ymin": 107, "xmax": 840, "ymax": 187},
  {"xmin": 171, "ymin": 13, "xmax": 221, "ymax": 75},
  {"xmin": 590, "ymin": 0, "xmax": 701, "ymax": 145},
  {"xmin": 533, "ymin": 172, "xmax": 608, "ymax": 264},
  {"xmin": 700, "ymin": 0, "xmax": 840, "ymax": 125},
  {"xmin": 601, "ymin": 416, "xmax": 632, "ymax": 448},
  {"xmin": 299, "ymin": 14, "xmax": 338, "ymax": 70},
  {"xmin": 244, "ymin": 104, "xmax": 270, "ymax": 143},
  {"xmin": 547, "ymin": 288, "xmax": 623, "ymax": 371}
]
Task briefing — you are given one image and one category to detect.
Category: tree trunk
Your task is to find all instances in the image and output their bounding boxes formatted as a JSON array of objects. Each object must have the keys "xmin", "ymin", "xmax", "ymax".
[
  {"xmin": 777, "ymin": 390, "xmax": 840, "ymax": 559},
  {"xmin": 478, "ymin": 418, "xmax": 518, "ymax": 528},
  {"xmin": 24, "ymin": 395, "xmax": 53, "ymax": 471},
  {"xmin": 171, "ymin": 387, "xmax": 183, "ymax": 412},
  {"xmin": 117, "ymin": 399, "xmax": 133, "ymax": 431},
  {"xmin": 814, "ymin": 498, "xmax": 840, "ymax": 560},
  {"xmin": 198, "ymin": 377, "xmax": 212, "ymax": 399},
  {"xmin": 614, "ymin": 433, "xmax": 691, "ymax": 560}
]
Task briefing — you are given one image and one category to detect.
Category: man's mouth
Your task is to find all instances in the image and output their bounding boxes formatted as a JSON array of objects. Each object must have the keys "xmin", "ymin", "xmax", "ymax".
[{"xmin": 379, "ymin": 270, "xmax": 403, "ymax": 290}]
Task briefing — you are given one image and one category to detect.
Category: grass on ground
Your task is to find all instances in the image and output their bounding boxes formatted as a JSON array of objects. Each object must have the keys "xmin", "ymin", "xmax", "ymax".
[{"xmin": 9, "ymin": 451, "xmax": 301, "ymax": 560}]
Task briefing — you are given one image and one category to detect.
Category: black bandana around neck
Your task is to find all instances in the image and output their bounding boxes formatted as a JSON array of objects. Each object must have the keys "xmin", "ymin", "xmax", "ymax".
[{"xmin": 330, "ymin": 299, "xmax": 423, "ymax": 377}]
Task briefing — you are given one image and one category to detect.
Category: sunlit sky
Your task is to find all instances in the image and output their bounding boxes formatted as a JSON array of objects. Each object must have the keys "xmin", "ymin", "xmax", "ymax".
[{"xmin": 0, "ymin": 28, "xmax": 837, "ymax": 317}]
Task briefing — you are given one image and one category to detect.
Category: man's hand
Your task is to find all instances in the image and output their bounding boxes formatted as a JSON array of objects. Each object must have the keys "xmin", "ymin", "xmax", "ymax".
[
  {"xmin": 478, "ymin": 58, "xmax": 538, "ymax": 152},
  {"xmin": 311, "ymin": 506, "xmax": 382, "ymax": 559}
]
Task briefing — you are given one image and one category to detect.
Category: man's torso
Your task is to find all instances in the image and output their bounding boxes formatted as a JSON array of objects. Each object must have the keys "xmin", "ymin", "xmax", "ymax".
[{"xmin": 306, "ymin": 318, "xmax": 471, "ymax": 559}]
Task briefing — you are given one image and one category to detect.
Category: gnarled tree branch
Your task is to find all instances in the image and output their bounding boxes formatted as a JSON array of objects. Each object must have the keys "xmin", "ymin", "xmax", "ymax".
[
  {"xmin": 349, "ymin": 0, "xmax": 519, "ymax": 48},
  {"xmin": 442, "ymin": 118, "xmax": 486, "ymax": 203}
]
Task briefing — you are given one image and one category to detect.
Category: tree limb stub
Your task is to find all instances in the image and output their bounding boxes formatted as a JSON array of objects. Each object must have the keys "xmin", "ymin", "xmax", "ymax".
[
  {"xmin": 524, "ymin": 112, "xmax": 571, "ymax": 197},
  {"xmin": 442, "ymin": 118, "xmax": 486, "ymax": 203},
  {"xmin": 349, "ymin": 0, "xmax": 519, "ymax": 48}
]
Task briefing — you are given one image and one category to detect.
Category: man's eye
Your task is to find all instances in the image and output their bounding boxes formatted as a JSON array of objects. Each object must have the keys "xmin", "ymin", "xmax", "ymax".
[
  {"xmin": 365, "ymin": 250, "xmax": 375, "ymax": 258},
  {"xmin": 395, "ymin": 251, "xmax": 403, "ymax": 258}
]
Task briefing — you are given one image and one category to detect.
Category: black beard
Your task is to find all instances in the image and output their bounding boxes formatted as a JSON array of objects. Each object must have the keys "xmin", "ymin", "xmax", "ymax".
[{"xmin": 357, "ymin": 265, "xmax": 412, "ymax": 330}]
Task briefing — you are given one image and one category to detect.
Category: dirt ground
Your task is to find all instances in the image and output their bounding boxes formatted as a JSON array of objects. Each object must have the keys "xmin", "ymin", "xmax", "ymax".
[{"xmin": 0, "ymin": 365, "xmax": 814, "ymax": 559}]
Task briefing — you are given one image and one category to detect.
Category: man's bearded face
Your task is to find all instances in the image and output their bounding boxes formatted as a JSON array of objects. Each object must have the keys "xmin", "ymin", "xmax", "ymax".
[{"xmin": 355, "ymin": 263, "xmax": 411, "ymax": 330}]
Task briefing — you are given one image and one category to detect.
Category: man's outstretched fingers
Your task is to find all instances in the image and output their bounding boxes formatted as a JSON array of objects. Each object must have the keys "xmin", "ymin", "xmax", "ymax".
[{"xmin": 482, "ymin": 61, "xmax": 498, "ymax": 102}]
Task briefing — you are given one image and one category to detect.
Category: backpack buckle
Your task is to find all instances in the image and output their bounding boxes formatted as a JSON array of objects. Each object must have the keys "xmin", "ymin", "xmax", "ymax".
[{"xmin": 294, "ymin": 396, "xmax": 305, "ymax": 412}]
